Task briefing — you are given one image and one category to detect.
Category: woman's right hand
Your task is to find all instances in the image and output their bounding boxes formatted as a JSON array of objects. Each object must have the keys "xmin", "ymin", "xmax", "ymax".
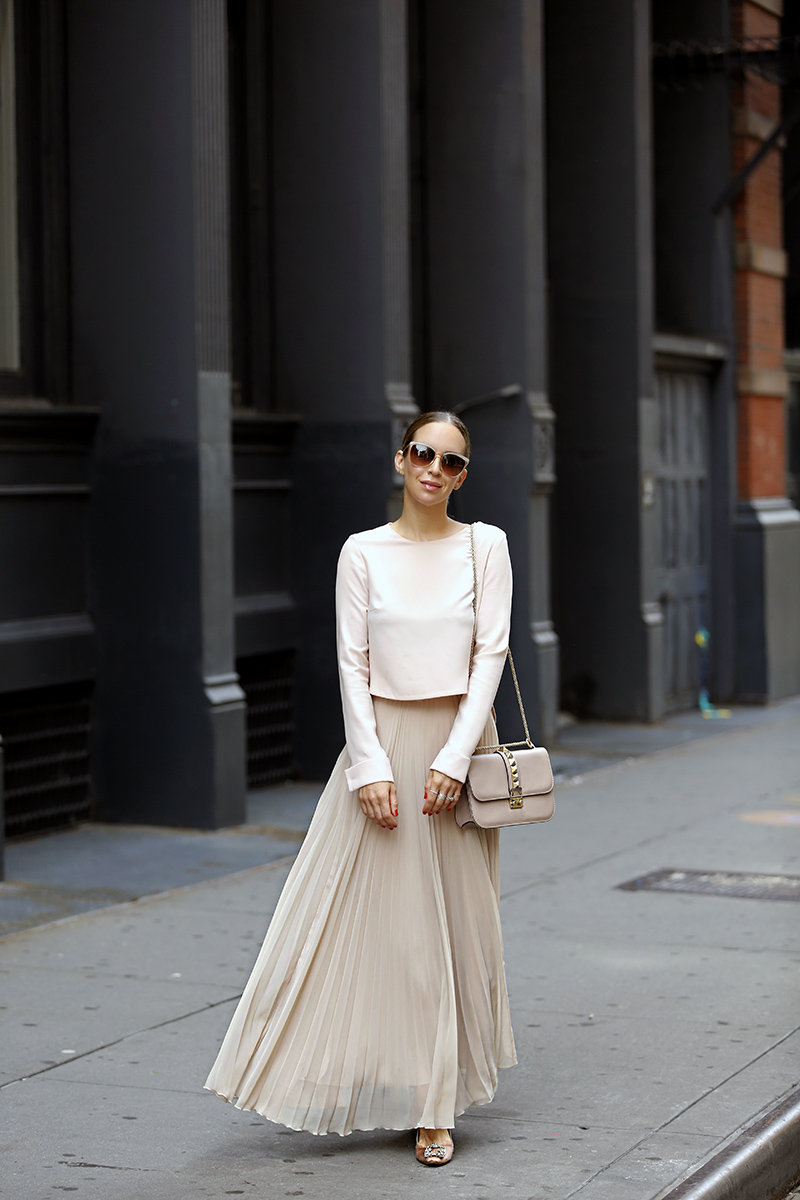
[{"xmin": 358, "ymin": 781, "xmax": 398, "ymax": 830}]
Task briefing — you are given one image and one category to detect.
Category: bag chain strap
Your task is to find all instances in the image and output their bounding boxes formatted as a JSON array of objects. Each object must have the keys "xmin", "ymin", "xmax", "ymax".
[{"xmin": 469, "ymin": 524, "xmax": 533, "ymax": 753}]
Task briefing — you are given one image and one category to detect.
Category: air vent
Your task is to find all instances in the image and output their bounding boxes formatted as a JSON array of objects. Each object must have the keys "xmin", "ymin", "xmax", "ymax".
[
  {"xmin": 237, "ymin": 651, "xmax": 295, "ymax": 788},
  {"xmin": 1, "ymin": 682, "xmax": 93, "ymax": 838}
]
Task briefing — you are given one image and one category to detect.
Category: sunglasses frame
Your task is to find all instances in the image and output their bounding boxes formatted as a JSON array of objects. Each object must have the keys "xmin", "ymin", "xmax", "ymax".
[{"xmin": 405, "ymin": 441, "xmax": 470, "ymax": 478}]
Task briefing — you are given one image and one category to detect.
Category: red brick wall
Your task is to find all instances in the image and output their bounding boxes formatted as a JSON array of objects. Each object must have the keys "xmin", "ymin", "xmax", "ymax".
[{"xmin": 731, "ymin": 0, "xmax": 787, "ymax": 499}]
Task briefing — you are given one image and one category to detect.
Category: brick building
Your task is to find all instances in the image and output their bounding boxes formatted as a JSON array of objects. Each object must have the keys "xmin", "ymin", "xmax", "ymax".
[{"xmin": 0, "ymin": 0, "xmax": 798, "ymax": 843}]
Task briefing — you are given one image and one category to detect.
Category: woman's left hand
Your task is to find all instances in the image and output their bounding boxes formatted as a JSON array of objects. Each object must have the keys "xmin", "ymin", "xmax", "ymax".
[{"xmin": 423, "ymin": 770, "xmax": 462, "ymax": 815}]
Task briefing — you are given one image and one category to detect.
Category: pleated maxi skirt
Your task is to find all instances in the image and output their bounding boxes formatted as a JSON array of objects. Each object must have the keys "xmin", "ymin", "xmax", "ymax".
[{"xmin": 204, "ymin": 695, "xmax": 517, "ymax": 1135}]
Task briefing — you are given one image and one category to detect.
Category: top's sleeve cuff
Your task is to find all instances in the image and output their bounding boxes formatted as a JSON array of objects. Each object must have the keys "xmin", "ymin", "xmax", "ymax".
[
  {"xmin": 345, "ymin": 753, "xmax": 395, "ymax": 792},
  {"xmin": 429, "ymin": 746, "xmax": 472, "ymax": 784}
]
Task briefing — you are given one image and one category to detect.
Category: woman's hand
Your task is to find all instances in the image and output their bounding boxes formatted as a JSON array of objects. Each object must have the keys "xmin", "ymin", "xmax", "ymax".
[
  {"xmin": 423, "ymin": 770, "xmax": 462, "ymax": 815},
  {"xmin": 358, "ymin": 781, "xmax": 398, "ymax": 830}
]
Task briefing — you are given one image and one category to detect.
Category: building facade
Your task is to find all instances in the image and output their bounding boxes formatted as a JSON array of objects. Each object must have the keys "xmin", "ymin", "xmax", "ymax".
[{"xmin": 0, "ymin": 0, "xmax": 798, "ymax": 843}]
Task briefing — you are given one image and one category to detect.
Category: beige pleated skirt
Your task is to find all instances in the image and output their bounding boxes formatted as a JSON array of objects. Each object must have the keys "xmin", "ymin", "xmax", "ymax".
[{"xmin": 204, "ymin": 695, "xmax": 517, "ymax": 1135}]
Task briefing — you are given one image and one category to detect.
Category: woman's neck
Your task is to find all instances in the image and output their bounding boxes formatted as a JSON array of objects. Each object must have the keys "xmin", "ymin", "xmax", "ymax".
[{"xmin": 392, "ymin": 498, "xmax": 462, "ymax": 542}]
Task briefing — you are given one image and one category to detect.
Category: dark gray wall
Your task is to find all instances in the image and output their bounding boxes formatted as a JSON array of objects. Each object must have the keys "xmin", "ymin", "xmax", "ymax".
[
  {"xmin": 69, "ymin": 0, "xmax": 245, "ymax": 828},
  {"xmin": 546, "ymin": 0, "xmax": 657, "ymax": 720}
]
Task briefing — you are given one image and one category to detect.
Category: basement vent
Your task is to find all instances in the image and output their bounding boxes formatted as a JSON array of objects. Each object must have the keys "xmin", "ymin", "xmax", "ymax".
[
  {"xmin": 618, "ymin": 868, "xmax": 800, "ymax": 902},
  {"xmin": 237, "ymin": 650, "xmax": 295, "ymax": 788},
  {"xmin": 0, "ymin": 682, "xmax": 94, "ymax": 838}
]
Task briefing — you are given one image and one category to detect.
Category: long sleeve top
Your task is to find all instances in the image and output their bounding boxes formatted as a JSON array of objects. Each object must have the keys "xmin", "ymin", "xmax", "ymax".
[{"xmin": 335, "ymin": 521, "xmax": 512, "ymax": 791}]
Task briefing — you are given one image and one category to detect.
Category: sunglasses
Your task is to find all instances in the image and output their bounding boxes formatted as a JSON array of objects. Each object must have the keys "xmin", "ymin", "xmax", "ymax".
[{"xmin": 405, "ymin": 441, "xmax": 470, "ymax": 478}]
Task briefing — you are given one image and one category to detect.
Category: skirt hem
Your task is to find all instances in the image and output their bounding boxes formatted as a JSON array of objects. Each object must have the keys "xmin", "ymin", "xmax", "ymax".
[{"xmin": 204, "ymin": 1059, "xmax": 516, "ymax": 1136}]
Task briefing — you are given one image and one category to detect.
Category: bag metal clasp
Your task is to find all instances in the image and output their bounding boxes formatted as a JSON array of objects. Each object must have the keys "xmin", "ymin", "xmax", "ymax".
[{"xmin": 500, "ymin": 747, "xmax": 524, "ymax": 809}]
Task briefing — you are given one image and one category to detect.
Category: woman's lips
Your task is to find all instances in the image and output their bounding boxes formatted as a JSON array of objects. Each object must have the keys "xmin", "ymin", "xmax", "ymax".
[{"xmin": 421, "ymin": 480, "xmax": 441, "ymax": 490}]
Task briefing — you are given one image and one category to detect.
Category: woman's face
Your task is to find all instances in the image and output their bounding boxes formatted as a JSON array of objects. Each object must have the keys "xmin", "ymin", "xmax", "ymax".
[{"xmin": 394, "ymin": 421, "xmax": 468, "ymax": 506}]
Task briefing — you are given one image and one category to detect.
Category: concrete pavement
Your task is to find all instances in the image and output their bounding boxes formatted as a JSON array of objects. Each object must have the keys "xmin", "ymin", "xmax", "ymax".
[{"xmin": 2, "ymin": 699, "xmax": 800, "ymax": 1199}]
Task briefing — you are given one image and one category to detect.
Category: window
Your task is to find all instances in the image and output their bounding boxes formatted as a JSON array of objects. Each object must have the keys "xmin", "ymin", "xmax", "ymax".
[
  {"xmin": 0, "ymin": 0, "xmax": 70, "ymax": 402},
  {"xmin": 0, "ymin": 0, "xmax": 19, "ymax": 371}
]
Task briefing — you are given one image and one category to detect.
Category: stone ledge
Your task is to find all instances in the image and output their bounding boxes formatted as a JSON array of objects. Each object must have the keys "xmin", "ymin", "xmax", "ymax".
[
  {"xmin": 737, "ymin": 367, "xmax": 789, "ymax": 397},
  {"xmin": 735, "ymin": 242, "xmax": 787, "ymax": 278},
  {"xmin": 733, "ymin": 107, "xmax": 786, "ymax": 147}
]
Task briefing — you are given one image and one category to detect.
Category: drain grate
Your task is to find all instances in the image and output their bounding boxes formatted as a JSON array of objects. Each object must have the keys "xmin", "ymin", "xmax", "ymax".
[{"xmin": 617, "ymin": 868, "xmax": 800, "ymax": 902}]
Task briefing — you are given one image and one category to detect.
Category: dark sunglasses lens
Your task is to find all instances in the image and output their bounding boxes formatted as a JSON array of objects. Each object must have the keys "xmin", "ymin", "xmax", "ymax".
[
  {"xmin": 409, "ymin": 442, "xmax": 435, "ymax": 467},
  {"xmin": 440, "ymin": 454, "xmax": 466, "ymax": 477}
]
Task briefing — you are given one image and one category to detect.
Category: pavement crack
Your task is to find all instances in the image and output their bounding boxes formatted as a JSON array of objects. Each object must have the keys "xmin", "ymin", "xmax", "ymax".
[
  {"xmin": 59, "ymin": 1161, "xmax": 156, "ymax": 1171},
  {"xmin": 0, "ymin": 994, "xmax": 242, "ymax": 1090}
]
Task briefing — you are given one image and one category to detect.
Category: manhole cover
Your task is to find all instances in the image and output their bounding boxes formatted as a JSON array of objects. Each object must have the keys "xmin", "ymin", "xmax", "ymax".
[{"xmin": 617, "ymin": 868, "xmax": 800, "ymax": 902}]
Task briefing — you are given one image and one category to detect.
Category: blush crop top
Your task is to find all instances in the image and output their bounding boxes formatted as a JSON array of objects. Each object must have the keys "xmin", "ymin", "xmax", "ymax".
[{"xmin": 335, "ymin": 521, "xmax": 512, "ymax": 790}]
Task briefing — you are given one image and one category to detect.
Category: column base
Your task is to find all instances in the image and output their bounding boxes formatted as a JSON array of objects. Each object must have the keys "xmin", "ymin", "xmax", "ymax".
[
  {"xmin": 531, "ymin": 621, "xmax": 559, "ymax": 747},
  {"xmin": 204, "ymin": 674, "xmax": 247, "ymax": 828}
]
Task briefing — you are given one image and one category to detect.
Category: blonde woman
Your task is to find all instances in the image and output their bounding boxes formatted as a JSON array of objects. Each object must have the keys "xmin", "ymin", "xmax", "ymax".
[{"xmin": 206, "ymin": 411, "xmax": 516, "ymax": 1166}]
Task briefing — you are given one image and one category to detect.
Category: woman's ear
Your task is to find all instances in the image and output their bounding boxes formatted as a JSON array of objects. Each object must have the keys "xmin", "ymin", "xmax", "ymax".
[
  {"xmin": 394, "ymin": 450, "xmax": 405, "ymax": 475},
  {"xmin": 451, "ymin": 468, "xmax": 467, "ymax": 491}
]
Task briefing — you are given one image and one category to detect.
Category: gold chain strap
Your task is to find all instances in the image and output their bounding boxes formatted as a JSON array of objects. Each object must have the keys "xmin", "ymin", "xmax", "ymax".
[{"xmin": 468, "ymin": 524, "xmax": 534, "ymax": 752}]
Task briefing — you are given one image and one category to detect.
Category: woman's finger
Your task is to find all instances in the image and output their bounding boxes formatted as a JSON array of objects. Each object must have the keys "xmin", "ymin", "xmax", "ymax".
[
  {"xmin": 362, "ymin": 784, "xmax": 397, "ymax": 829},
  {"xmin": 381, "ymin": 785, "xmax": 398, "ymax": 829},
  {"xmin": 425, "ymin": 772, "xmax": 461, "ymax": 815},
  {"xmin": 424, "ymin": 773, "xmax": 440, "ymax": 815},
  {"xmin": 447, "ymin": 788, "xmax": 461, "ymax": 810},
  {"xmin": 371, "ymin": 793, "xmax": 389, "ymax": 827}
]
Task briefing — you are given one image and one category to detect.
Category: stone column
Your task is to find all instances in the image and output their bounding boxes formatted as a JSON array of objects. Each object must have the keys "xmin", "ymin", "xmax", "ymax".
[
  {"xmin": 270, "ymin": 0, "xmax": 415, "ymax": 775},
  {"xmin": 69, "ymin": 0, "xmax": 245, "ymax": 827},
  {"xmin": 546, "ymin": 0, "xmax": 660, "ymax": 720},
  {"xmin": 421, "ymin": 0, "xmax": 556, "ymax": 744}
]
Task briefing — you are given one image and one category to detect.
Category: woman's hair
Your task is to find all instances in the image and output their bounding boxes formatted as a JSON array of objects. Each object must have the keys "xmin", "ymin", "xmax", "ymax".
[{"xmin": 400, "ymin": 411, "xmax": 471, "ymax": 458}]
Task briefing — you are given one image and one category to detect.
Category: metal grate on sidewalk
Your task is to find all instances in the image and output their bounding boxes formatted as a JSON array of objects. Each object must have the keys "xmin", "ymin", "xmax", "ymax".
[{"xmin": 617, "ymin": 868, "xmax": 800, "ymax": 902}]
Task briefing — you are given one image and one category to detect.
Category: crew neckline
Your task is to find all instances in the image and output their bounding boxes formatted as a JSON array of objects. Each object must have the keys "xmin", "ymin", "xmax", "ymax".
[{"xmin": 387, "ymin": 522, "xmax": 471, "ymax": 544}]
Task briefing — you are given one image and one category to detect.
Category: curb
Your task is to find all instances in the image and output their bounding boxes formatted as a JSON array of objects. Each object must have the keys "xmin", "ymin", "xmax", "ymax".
[{"xmin": 655, "ymin": 1085, "xmax": 800, "ymax": 1200}]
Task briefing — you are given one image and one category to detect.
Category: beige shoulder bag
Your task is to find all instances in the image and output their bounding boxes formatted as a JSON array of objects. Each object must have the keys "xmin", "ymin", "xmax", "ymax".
[{"xmin": 454, "ymin": 525, "xmax": 556, "ymax": 830}]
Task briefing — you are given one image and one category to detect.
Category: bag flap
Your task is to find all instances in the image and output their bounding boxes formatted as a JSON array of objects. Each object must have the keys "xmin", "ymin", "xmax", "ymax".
[{"xmin": 467, "ymin": 747, "xmax": 554, "ymax": 802}]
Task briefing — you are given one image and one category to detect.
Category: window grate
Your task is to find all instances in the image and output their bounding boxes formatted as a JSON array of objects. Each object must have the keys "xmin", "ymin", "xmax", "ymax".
[
  {"xmin": 1, "ymin": 682, "xmax": 94, "ymax": 837},
  {"xmin": 237, "ymin": 651, "xmax": 295, "ymax": 788}
]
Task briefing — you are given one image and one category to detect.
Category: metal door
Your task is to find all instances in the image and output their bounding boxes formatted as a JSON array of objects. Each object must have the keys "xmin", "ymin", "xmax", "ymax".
[{"xmin": 653, "ymin": 369, "xmax": 711, "ymax": 711}]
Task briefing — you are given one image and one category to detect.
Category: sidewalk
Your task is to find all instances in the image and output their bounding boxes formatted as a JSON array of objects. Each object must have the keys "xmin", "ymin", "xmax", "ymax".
[{"xmin": 2, "ymin": 699, "xmax": 800, "ymax": 1199}]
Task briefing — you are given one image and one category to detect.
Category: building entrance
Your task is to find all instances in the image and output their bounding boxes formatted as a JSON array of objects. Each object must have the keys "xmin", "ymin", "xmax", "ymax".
[{"xmin": 653, "ymin": 368, "xmax": 712, "ymax": 711}]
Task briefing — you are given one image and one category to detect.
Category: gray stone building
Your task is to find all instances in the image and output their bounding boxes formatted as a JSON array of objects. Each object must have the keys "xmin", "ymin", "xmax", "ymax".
[{"xmin": 0, "ymin": 0, "xmax": 798, "ymax": 842}]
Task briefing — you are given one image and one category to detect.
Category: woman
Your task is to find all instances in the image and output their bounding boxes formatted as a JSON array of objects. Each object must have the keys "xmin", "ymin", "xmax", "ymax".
[{"xmin": 205, "ymin": 411, "xmax": 516, "ymax": 1166}]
